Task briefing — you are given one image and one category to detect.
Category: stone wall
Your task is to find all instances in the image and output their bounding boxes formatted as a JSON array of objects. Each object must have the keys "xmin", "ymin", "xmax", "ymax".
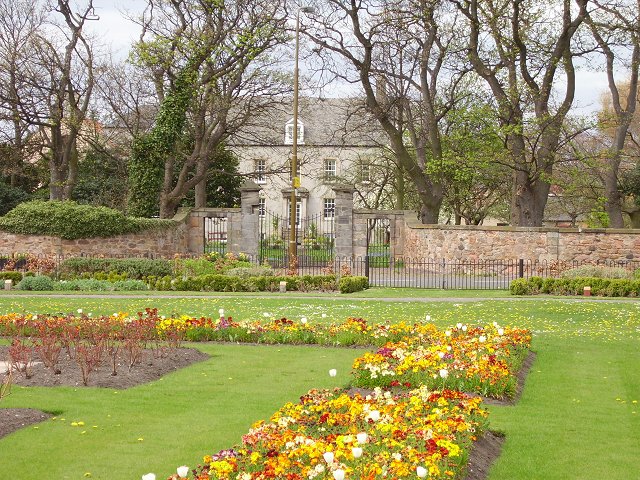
[
  {"xmin": 0, "ymin": 211, "xmax": 190, "ymax": 258},
  {"xmin": 401, "ymin": 215, "xmax": 640, "ymax": 262}
]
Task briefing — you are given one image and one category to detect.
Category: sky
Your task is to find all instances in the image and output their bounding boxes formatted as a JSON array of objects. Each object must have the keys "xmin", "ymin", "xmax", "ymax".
[{"xmin": 84, "ymin": 0, "xmax": 609, "ymax": 116}]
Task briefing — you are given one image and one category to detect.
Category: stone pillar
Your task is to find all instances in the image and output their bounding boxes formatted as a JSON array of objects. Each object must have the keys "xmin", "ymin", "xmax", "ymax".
[
  {"xmin": 235, "ymin": 180, "xmax": 262, "ymax": 258},
  {"xmin": 332, "ymin": 184, "xmax": 356, "ymax": 259}
]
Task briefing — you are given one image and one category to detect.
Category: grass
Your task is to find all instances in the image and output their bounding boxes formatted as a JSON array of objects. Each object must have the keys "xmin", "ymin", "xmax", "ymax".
[{"xmin": 1, "ymin": 295, "xmax": 639, "ymax": 479}]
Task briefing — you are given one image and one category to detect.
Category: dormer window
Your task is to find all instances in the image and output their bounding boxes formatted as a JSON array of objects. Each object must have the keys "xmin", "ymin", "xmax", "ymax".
[{"xmin": 285, "ymin": 118, "xmax": 305, "ymax": 145}]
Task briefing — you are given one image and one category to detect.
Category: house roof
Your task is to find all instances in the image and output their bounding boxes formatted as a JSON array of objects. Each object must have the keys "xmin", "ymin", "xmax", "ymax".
[{"xmin": 229, "ymin": 97, "xmax": 386, "ymax": 147}]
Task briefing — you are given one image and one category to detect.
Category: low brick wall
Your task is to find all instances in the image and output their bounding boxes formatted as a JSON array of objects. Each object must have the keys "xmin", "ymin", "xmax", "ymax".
[
  {"xmin": 0, "ymin": 215, "xmax": 190, "ymax": 258},
  {"xmin": 402, "ymin": 216, "xmax": 640, "ymax": 262}
]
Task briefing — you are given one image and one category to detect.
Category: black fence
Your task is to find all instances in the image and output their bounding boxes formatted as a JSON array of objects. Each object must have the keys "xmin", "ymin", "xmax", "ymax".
[{"xmin": 1, "ymin": 253, "xmax": 639, "ymax": 290}]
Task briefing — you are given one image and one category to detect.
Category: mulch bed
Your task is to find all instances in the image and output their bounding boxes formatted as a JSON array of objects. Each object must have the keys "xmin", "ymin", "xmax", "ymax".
[{"xmin": 0, "ymin": 346, "xmax": 535, "ymax": 480}]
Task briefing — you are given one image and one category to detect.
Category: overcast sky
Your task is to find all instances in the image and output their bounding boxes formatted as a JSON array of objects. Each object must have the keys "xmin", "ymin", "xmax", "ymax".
[{"xmin": 84, "ymin": 0, "xmax": 608, "ymax": 116}]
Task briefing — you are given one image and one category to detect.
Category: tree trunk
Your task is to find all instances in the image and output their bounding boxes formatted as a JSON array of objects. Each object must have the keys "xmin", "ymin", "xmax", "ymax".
[
  {"xmin": 603, "ymin": 166, "xmax": 624, "ymax": 228},
  {"xmin": 195, "ymin": 178, "xmax": 207, "ymax": 208},
  {"xmin": 511, "ymin": 170, "xmax": 549, "ymax": 227}
]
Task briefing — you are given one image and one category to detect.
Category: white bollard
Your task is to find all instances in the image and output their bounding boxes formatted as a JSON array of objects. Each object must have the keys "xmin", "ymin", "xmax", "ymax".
[
  {"xmin": 4, "ymin": 279, "xmax": 12, "ymax": 290},
  {"xmin": 279, "ymin": 280, "xmax": 287, "ymax": 293}
]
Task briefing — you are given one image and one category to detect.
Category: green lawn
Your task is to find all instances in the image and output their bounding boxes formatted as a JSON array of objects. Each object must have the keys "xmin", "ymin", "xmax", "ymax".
[{"xmin": 1, "ymin": 294, "xmax": 639, "ymax": 479}]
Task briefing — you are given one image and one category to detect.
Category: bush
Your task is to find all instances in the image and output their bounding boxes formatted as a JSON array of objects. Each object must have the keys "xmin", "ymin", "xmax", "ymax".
[
  {"xmin": 225, "ymin": 266, "xmax": 274, "ymax": 278},
  {"xmin": 562, "ymin": 265, "xmax": 631, "ymax": 279},
  {"xmin": 146, "ymin": 274, "xmax": 337, "ymax": 292},
  {"xmin": 339, "ymin": 276, "xmax": 369, "ymax": 294},
  {"xmin": 0, "ymin": 271, "xmax": 23, "ymax": 283},
  {"xmin": 0, "ymin": 182, "xmax": 30, "ymax": 216},
  {"xmin": 59, "ymin": 257, "xmax": 172, "ymax": 280},
  {"xmin": 17, "ymin": 275, "xmax": 54, "ymax": 291},
  {"xmin": 0, "ymin": 200, "xmax": 175, "ymax": 239},
  {"xmin": 510, "ymin": 277, "xmax": 640, "ymax": 297},
  {"xmin": 173, "ymin": 255, "xmax": 252, "ymax": 277}
]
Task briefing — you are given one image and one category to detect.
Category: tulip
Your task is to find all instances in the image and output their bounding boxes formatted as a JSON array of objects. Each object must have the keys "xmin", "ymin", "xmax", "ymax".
[
  {"xmin": 77, "ymin": 309, "xmax": 83, "ymax": 314},
  {"xmin": 425, "ymin": 314, "xmax": 431, "ymax": 321},
  {"xmin": 329, "ymin": 369, "xmax": 337, "ymax": 377},
  {"xmin": 333, "ymin": 469, "xmax": 346, "ymax": 480},
  {"xmin": 498, "ymin": 328, "xmax": 504, "ymax": 336},
  {"xmin": 323, "ymin": 451, "xmax": 335, "ymax": 464},
  {"xmin": 301, "ymin": 316, "xmax": 307, "ymax": 324},
  {"xmin": 177, "ymin": 466, "xmax": 189, "ymax": 478},
  {"xmin": 456, "ymin": 322, "xmax": 462, "ymax": 329},
  {"xmin": 439, "ymin": 368, "xmax": 448, "ymax": 379},
  {"xmin": 479, "ymin": 335, "xmax": 486, "ymax": 343},
  {"xmin": 368, "ymin": 410, "xmax": 380, "ymax": 421},
  {"xmin": 445, "ymin": 330, "xmax": 451, "ymax": 336},
  {"xmin": 356, "ymin": 432, "xmax": 368, "ymax": 444},
  {"xmin": 218, "ymin": 308, "xmax": 224, "ymax": 316},
  {"xmin": 352, "ymin": 447, "xmax": 363, "ymax": 458},
  {"xmin": 416, "ymin": 466, "xmax": 428, "ymax": 478},
  {"xmin": 141, "ymin": 474, "xmax": 156, "ymax": 480},
  {"xmin": 462, "ymin": 325, "xmax": 468, "ymax": 331}
]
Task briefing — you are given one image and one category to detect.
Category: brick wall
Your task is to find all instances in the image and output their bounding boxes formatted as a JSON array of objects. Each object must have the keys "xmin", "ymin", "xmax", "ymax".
[{"xmin": 401, "ymin": 216, "xmax": 640, "ymax": 262}]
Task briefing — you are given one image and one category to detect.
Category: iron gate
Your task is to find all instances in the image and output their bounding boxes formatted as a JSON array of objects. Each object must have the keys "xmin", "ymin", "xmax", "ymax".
[
  {"xmin": 204, "ymin": 216, "xmax": 228, "ymax": 255},
  {"xmin": 259, "ymin": 210, "xmax": 335, "ymax": 267}
]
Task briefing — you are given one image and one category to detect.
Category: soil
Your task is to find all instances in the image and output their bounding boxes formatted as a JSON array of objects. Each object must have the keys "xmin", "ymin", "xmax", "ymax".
[{"xmin": 0, "ymin": 348, "xmax": 535, "ymax": 480}]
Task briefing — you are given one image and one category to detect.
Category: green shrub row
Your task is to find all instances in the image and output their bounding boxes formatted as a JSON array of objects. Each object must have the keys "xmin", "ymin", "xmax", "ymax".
[
  {"xmin": 0, "ymin": 200, "xmax": 175, "ymax": 239},
  {"xmin": 17, "ymin": 276, "xmax": 147, "ymax": 291},
  {"xmin": 339, "ymin": 276, "xmax": 369, "ymax": 293},
  {"xmin": 59, "ymin": 257, "xmax": 173, "ymax": 279},
  {"xmin": 146, "ymin": 274, "xmax": 338, "ymax": 292},
  {"xmin": 510, "ymin": 276, "xmax": 640, "ymax": 297},
  {"xmin": 560, "ymin": 265, "xmax": 634, "ymax": 279},
  {"xmin": 0, "ymin": 271, "xmax": 23, "ymax": 283}
]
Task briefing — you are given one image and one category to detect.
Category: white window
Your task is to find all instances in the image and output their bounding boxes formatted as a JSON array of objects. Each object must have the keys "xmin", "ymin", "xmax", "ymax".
[
  {"xmin": 285, "ymin": 119, "xmax": 305, "ymax": 145},
  {"xmin": 254, "ymin": 159, "xmax": 266, "ymax": 184},
  {"xmin": 323, "ymin": 198, "xmax": 335, "ymax": 219},
  {"xmin": 288, "ymin": 199, "xmax": 302, "ymax": 225},
  {"xmin": 258, "ymin": 198, "xmax": 266, "ymax": 217},
  {"xmin": 324, "ymin": 159, "xmax": 336, "ymax": 180},
  {"xmin": 360, "ymin": 163, "xmax": 371, "ymax": 183}
]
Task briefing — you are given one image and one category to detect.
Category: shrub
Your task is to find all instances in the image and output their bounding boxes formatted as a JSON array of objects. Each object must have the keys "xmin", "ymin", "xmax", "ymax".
[
  {"xmin": 0, "ymin": 271, "xmax": 23, "ymax": 283},
  {"xmin": 225, "ymin": 266, "xmax": 274, "ymax": 278},
  {"xmin": 17, "ymin": 275, "xmax": 54, "ymax": 291},
  {"xmin": 0, "ymin": 200, "xmax": 174, "ymax": 239},
  {"xmin": 339, "ymin": 276, "xmax": 369, "ymax": 293},
  {"xmin": 173, "ymin": 254, "xmax": 252, "ymax": 277},
  {"xmin": 561, "ymin": 265, "xmax": 631, "ymax": 279},
  {"xmin": 509, "ymin": 278, "xmax": 530, "ymax": 295},
  {"xmin": 59, "ymin": 257, "xmax": 172, "ymax": 280}
]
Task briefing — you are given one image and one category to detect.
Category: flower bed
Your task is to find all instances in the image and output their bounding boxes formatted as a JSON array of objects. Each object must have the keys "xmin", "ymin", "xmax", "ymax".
[
  {"xmin": 187, "ymin": 387, "xmax": 488, "ymax": 480},
  {"xmin": 0, "ymin": 309, "xmax": 530, "ymax": 479}
]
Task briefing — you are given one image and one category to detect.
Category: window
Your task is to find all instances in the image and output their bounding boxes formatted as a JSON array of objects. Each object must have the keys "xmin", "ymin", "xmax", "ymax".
[
  {"xmin": 323, "ymin": 159, "xmax": 336, "ymax": 180},
  {"xmin": 323, "ymin": 198, "xmax": 335, "ymax": 219},
  {"xmin": 254, "ymin": 159, "xmax": 266, "ymax": 184},
  {"xmin": 360, "ymin": 163, "xmax": 371, "ymax": 183},
  {"xmin": 258, "ymin": 198, "xmax": 266, "ymax": 217},
  {"xmin": 287, "ymin": 199, "xmax": 302, "ymax": 226},
  {"xmin": 285, "ymin": 120, "xmax": 305, "ymax": 145}
]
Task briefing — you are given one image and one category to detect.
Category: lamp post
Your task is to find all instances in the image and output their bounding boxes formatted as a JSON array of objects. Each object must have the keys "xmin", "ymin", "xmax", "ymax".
[{"xmin": 288, "ymin": 6, "xmax": 314, "ymax": 274}]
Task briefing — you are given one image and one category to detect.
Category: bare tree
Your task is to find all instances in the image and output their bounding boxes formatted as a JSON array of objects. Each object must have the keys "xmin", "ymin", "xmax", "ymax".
[
  {"xmin": 305, "ymin": 0, "xmax": 471, "ymax": 224},
  {"xmin": 451, "ymin": 0, "xmax": 590, "ymax": 226},
  {"xmin": 126, "ymin": 0, "xmax": 290, "ymax": 218},
  {"xmin": 586, "ymin": 0, "xmax": 640, "ymax": 227}
]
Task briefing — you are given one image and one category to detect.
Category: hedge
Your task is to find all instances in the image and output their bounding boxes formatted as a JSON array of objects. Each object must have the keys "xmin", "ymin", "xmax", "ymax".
[
  {"xmin": 510, "ymin": 276, "xmax": 640, "ymax": 297},
  {"xmin": 339, "ymin": 276, "xmax": 369, "ymax": 293},
  {"xmin": 59, "ymin": 257, "xmax": 173, "ymax": 280},
  {"xmin": 146, "ymin": 274, "xmax": 339, "ymax": 292},
  {"xmin": 0, "ymin": 200, "xmax": 175, "ymax": 239},
  {"xmin": 0, "ymin": 271, "xmax": 23, "ymax": 283}
]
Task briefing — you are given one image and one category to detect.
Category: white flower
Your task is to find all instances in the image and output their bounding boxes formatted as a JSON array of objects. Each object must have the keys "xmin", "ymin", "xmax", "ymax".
[
  {"xmin": 177, "ymin": 466, "xmax": 189, "ymax": 478},
  {"xmin": 439, "ymin": 368, "xmax": 449, "ymax": 379},
  {"xmin": 392, "ymin": 452, "xmax": 402, "ymax": 461},
  {"xmin": 219, "ymin": 308, "xmax": 224, "ymax": 316},
  {"xmin": 315, "ymin": 464, "xmax": 325, "ymax": 473},
  {"xmin": 445, "ymin": 330, "xmax": 451, "ymax": 337},
  {"xmin": 479, "ymin": 335, "xmax": 486, "ymax": 343},
  {"xmin": 367, "ymin": 410, "xmax": 381, "ymax": 421},
  {"xmin": 352, "ymin": 447, "xmax": 363, "ymax": 458},
  {"xmin": 329, "ymin": 369, "xmax": 337, "ymax": 377},
  {"xmin": 446, "ymin": 346, "xmax": 452, "ymax": 351},
  {"xmin": 323, "ymin": 451, "xmax": 335, "ymax": 464},
  {"xmin": 438, "ymin": 352, "xmax": 445, "ymax": 359},
  {"xmin": 456, "ymin": 323, "xmax": 462, "ymax": 329},
  {"xmin": 462, "ymin": 325, "xmax": 468, "ymax": 332},
  {"xmin": 301, "ymin": 317, "xmax": 307, "ymax": 324},
  {"xmin": 263, "ymin": 312, "xmax": 270, "ymax": 317},
  {"xmin": 77, "ymin": 308, "xmax": 83, "ymax": 314},
  {"xmin": 417, "ymin": 466, "xmax": 428, "ymax": 478},
  {"xmin": 322, "ymin": 313, "xmax": 327, "ymax": 318},
  {"xmin": 333, "ymin": 469, "xmax": 346, "ymax": 480},
  {"xmin": 356, "ymin": 432, "xmax": 368, "ymax": 444},
  {"xmin": 498, "ymin": 328, "xmax": 504, "ymax": 336},
  {"xmin": 141, "ymin": 474, "xmax": 156, "ymax": 480},
  {"xmin": 425, "ymin": 314, "xmax": 431, "ymax": 321}
]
